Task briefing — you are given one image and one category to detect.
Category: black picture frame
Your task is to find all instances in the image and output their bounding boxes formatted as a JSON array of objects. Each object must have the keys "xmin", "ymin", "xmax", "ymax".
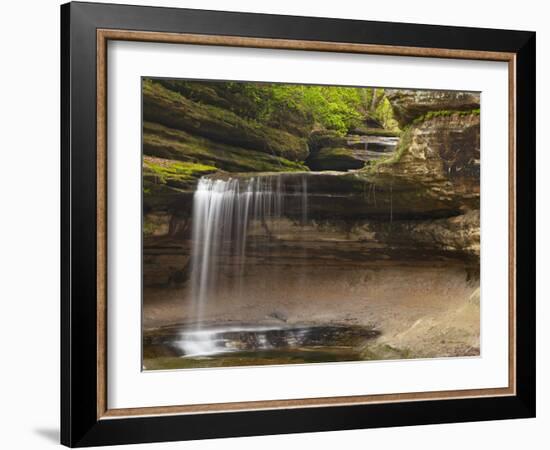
[{"xmin": 61, "ymin": 1, "xmax": 536, "ymax": 447}]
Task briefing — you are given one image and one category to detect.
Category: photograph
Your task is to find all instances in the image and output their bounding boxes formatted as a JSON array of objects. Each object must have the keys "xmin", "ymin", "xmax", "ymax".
[
  {"xmin": 0, "ymin": 0, "xmax": 541, "ymax": 447},
  {"xmin": 141, "ymin": 78, "xmax": 481, "ymax": 370}
]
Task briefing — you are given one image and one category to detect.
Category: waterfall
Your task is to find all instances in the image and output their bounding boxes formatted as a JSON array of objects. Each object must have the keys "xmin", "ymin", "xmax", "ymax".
[{"xmin": 188, "ymin": 174, "xmax": 308, "ymax": 341}]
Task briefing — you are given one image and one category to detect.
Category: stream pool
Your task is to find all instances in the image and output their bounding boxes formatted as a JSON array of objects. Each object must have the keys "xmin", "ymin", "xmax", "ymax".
[{"xmin": 143, "ymin": 324, "xmax": 379, "ymax": 370}]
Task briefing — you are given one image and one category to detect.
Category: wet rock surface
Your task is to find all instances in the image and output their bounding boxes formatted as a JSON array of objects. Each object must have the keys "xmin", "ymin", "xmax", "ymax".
[
  {"xmin": 145, "ymin": 324, "xmax": 379, "ymax": 354},
  {"xmin": 143, "ymin": 324, "xmax": 381, "ymax": 369}
]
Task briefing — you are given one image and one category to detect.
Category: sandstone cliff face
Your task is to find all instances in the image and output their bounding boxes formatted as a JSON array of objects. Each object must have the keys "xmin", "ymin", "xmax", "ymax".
[
  {"xmin": 142, "ymin": 82, "xmax": 481, "ymax": 290},
  {"xmin": 376, "ymin": 114, "xmax": 479, "ymax": 182},
  {"xmin": 370, "ymin": 112, "xmax": 480, "ymax": 212},
  {"xmin": 367, "ymin": 90, "xmax": 481, "ymax": 258}
]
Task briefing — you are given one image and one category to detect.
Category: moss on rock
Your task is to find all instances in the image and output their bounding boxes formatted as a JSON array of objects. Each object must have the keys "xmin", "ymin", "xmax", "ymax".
[
  {"xmin": 143, "ymin": 122, "xmax": 308, "ymax": 173},
  {"xmin": 143, "ymin": 156, "xmax": 217, "ymax": 189},
  {"xmin": 143, "ymin": 79, "xmax": 309, "ymax": 161}
]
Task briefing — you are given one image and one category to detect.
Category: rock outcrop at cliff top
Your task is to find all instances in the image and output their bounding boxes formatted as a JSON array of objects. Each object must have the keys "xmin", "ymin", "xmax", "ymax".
[
  {"xmin": 365, "ymin": 89, "xmax": 481, "ymax": 257},
  {"xmin": 385, "ymin": 89, "xmax": 480, "ymax": 126},
  {"xmin": 371, "ymin": 113, "xmax": 480, "ymax": 210},
  {"xmin": 371, "ymin": 88, "xmax": 480, "ymax": 205}
]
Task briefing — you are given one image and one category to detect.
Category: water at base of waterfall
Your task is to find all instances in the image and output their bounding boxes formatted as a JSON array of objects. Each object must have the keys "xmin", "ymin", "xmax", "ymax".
[
  {"xmin": 142, "ymin": 323, "xmax": 380, "ymax": 370},
  {"xmin": 175, "ymin": 325, "xmax": 311, "ymax": 357}
]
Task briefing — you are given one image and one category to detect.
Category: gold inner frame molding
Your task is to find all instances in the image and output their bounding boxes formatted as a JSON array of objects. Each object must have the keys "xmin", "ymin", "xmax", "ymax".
[{"xmin": 96, "ymin": 28, "xmax": 517, "ymax": 420}]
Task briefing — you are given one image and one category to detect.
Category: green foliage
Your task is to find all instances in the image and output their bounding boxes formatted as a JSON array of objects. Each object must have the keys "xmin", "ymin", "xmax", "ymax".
[
  {"xmin": 223, "ymin": 83, "xmax": 366, "ymax": 135},
  {"xmin": 299, "ymin": 85, "xmax": 364, "ymax": 134},
  {"xmin": 373, "ymin": 97, "xmax": 400, "ymax": 131},
  {"xmin": 360, "ymin": 88, "xmax": 401, "ymax": 132}
]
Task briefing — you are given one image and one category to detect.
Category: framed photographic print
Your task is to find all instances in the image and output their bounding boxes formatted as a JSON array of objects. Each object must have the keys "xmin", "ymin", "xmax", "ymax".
[{"xmin": 61, "ymin": 1, "xmax": 536, "ymax": 447}]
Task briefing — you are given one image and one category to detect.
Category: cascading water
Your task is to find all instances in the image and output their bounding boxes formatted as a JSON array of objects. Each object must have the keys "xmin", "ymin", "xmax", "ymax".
[{"xmin": 181, "ymin": 174, "xmax": 309, "ymax": 357}]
